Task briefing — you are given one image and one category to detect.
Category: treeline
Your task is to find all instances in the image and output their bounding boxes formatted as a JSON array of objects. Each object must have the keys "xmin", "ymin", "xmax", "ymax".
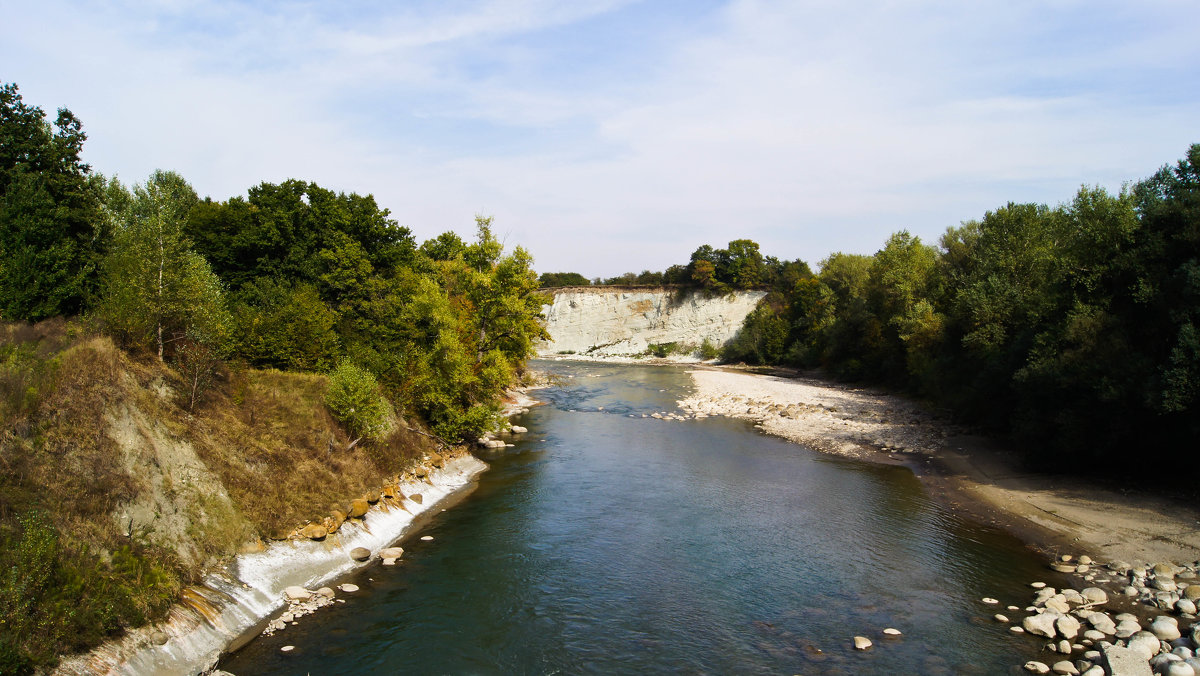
[
  {"xmin": 0, "ymin": 82, "xmax": 545, "ymax": 442},
  {"xmin": 726, "ymin": 145, "xmax": 1200, "ymax": 476},
  {"xmin": 540, "ymin": 238, "xmax": 811, "ymax": 291}
]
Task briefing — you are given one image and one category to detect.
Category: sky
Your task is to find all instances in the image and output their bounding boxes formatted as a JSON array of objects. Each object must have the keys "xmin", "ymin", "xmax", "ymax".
[{"xmin": 3, "ymin": 0, "xmax": 1198, "ymax": 278}]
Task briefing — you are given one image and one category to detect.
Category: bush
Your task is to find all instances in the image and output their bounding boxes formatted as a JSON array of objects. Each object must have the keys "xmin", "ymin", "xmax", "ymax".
[
  {"xmin": 324, "ymin": 359, "xmax": 391, "ymax": 440},
  {"xmin": 699, "ymin": 338, "xmax": 720, "ymax": 360}
]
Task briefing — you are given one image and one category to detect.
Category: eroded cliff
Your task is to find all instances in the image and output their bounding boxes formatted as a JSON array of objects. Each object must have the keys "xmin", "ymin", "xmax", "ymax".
[{"xmin": 538, "ymin": 287, "xmax": 766, "ymax": 358}]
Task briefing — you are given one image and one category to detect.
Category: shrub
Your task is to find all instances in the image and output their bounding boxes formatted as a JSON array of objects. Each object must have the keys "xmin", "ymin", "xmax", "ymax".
[
  {"xmin": 324, "ymin": 359, "xmax": 391, "ymax": 440},
  {"xmin": 699, "ymin": 338, "xmax": 720, "ymax": 360}
]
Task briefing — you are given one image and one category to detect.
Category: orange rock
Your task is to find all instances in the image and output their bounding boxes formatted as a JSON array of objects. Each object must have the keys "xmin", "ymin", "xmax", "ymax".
[
  {"xmin": 348, "ymin": 498, "xmax": 369, "ymax": 518},
  {"xmin": 301, "ymin": 523, "xmax": 327, "ymax": 540}
]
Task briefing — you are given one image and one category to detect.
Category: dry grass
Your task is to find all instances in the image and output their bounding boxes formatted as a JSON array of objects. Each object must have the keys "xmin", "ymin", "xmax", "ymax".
[
  {"xmin": 186, "ymin": 367, "xmax": 440, "ymax": 537},
  {"xmin": 0, "ymin": 319, "xmax": 444, "ymax": 670}
]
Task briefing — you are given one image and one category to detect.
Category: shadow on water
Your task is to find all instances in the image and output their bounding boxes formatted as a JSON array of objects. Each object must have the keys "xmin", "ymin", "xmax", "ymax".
[{"xmin": 222, "ymin": 361, "xmax": 1046, "ymax": 675}]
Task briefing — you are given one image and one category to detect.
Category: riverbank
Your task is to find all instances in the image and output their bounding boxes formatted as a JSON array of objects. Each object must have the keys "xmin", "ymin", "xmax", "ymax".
[
  {"xmin": 53, "ymin": 452, "xmax": 488, "ymax": 676},
  {"xmin": 677, "ymin": 366, "xmax": 1200, "ymax": 565}
]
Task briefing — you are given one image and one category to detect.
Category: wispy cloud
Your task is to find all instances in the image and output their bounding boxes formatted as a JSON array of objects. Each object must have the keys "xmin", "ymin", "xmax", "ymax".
[{"xmin": 2, "ymin": 0, "xmax": 1197, "ymax": 275}]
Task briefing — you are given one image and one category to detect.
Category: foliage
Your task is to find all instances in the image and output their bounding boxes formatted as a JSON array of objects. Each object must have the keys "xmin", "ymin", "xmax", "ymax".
[
  {"xmin": 538, "ymin": 271, "xmax": 590, "ymax": 287},
  {"xmin": 229, "ymin": 279, "xmax": 340, "ymax": 372},
  {"xmin": 96, "ymin": 171, "xmax": 230, "ymax": 361},
  {"xmin": 324, "ymin": 359, "xmax": 391, "ymax": 441},
  {"xmin": 0, "ymin": 83, "xmax": 106, "ymax": 321}
]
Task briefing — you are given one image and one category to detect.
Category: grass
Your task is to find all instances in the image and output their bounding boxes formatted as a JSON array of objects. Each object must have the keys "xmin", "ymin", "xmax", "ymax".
[{"xmin": 0, "ymin": 319, "xmax": 445, "ymax": 671}]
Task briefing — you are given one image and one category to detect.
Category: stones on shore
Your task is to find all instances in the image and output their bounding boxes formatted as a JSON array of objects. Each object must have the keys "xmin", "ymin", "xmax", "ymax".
[
  {"xmin": 997, "ymin": 555, "xmax": 1200, "ymax": 676},
  {"xmin": 349, "ymin": 547, "xmax": 371, "ymax": 562}
]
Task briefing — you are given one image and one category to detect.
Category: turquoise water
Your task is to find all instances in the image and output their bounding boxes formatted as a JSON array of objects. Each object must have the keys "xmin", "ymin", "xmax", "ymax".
[{"xmin": 222, "ymin": 362, "xmax": 1048, "ymax": 675}]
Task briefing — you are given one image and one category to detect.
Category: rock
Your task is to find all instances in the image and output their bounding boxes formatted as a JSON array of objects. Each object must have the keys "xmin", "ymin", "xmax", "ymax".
[
  {"xmin": 1046, "ymin": 597, "xmax": 1073, "ymax": 614},
  {"xmin": 1103, "ymin": 644, "xmax": 1154, "ymax": 676},
  {"xmin": 1155, "ymin": 578, "xmax": 1181, "ymax": 593},
  {"xmin": 348, "ymin": 499, "xmax": 369, "ymax": 519},
  {"xmin": 1110, "ymin": 561, "xmax": 1133, "ymax": 573},
  {"xmin": 1081, "ymin": 666, "xmax": 1105, "ymax": 676},
  {"xmin": 365, "ymin": 491, "xmax": 381, "ymax": 504},
  {"xmin": 1025, "ymin": 661, "xmax": 1051, "ymax": 674},
  {"xmin": 409, "ymin": 493, "xmax": 423, "ymax": 505},
  {"xmin": 996, "ymin": 614, "xmax": 1011, "ymax": 623},
  {"xmin": 301, "ymin": 523, "xmax": 327, "ymax": 540},
  {"xmin": 337, "ymin": 583, "xmax": 359, "ymax": 593},
  {"xmin": 350, "ymin": 547, "xmax": 371, "ymax": 561},
  {"xmin": 1033, "ymin": 582, "xmax": 1048, "ymax": 589},
  {"xmin": 316, "ymin": 587, "xmax": 335, "ymax": 599},
  {"xmin": 382, "ymin": 558, "xmax": 397, "ymax": 565},
  {"xmin": 379, "ymin": 547, "xmax": 404, "ymax": 559},
  {"xmin": 1151, "ymin": 617, "xmax": 1182, "ymax": 641},
  {"xmin": 1077, "ymin": 564, "xmax": 1091, "ymax": 573},
  {"xmin": 1184, "ymin": 586, "xmax": 1200, "ymax": 601},
  {"xmin": 510, "ymin": 426, "xmax": 528, "ymax": 434},
  {"xmin": 150, "ymin": 631, "xmax": 168, "ymax": 645},
  {"xmin": 1088, "ymin": 613, "xmax": 1117, "ymax": 635},
  {"xmin": 1064, "ymin": 589, "xmax": 1086, "ymax": 606},
  {"xmin": 281, "ymin": 645, "xmax": 294, "ymax": 652},
  {"xmin": 1081, "ymin": 588, "xmax": 1109, "ymax": 605},
  {"xmin": 1155, "ymin": 563, "xmax": 1179, "ymax": 578},
  {"xmin": 414, "ymin": 466, "xmax": 428, "ymax": 478},
  {"xmin": 1052, "ymin": 660, "xmax": 1079, "ymax": 675},
  {"xmin": 1084, "ymin": 629, "xmax": 1106, "ymax": 641},
  {"xmin": 883, "ymin": 627, "xmax": 902, "ymax": 636},
  {"xmin": 1054, "ymin": 564, "xmax": 1079, "ymax": 573},
  {"xmin": 283, "ymin": 586, "xmax": 312, "ymax": 602},
  {"xmin": 1057, "ymin": 615, "xmax": 1082, "ymax": 640},
  {"xmin": 1176, "ymin": 598, "xmax": 1197, "ymax": 615},
  {"xmin": 1165, "ymin": 662, "xmax": 1197, "ymax": 676},
  {"xmin": 1079, "ymin": 556, "xmax": 1094, "ymax": 565},
  {"xmin": 1129, "ymin": 630, "xmax": 1164, "ymax": 659},
  {"xmin": 1116, "ymin": 619, "xmax": 1143, "ymax": 639},
  {"xmin": 1058, "ymin": 639, "xmax": 1073, "ymax": 653},
  {"xmin": 853, "ymin": 636, "xmax": 872, "ymax": 650},
  {"xmin": 429, "ymin": 452, "xmax": 444, "ymax": 468},
  {"xmin": 983, "ymin": 597, "xmax": 999, "ymax": 604},
  {"xmin": 1026, "ymin": 613, "xmax": 1060, "ymax": 638}
]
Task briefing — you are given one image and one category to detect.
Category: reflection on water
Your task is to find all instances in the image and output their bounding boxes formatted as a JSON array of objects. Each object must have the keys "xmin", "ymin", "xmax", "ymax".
[{"xmin": 223, "ymin": 361, "xmax": 1044, "ymax": 675}]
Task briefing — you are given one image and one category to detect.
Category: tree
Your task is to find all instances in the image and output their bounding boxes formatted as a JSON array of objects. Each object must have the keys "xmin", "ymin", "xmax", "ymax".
[
  {"xmin": 0, "ymin": 83, "xmax": 105, "ymax": 320},
  {"xmin": 98, "ymin": 171, "xmax": 230, "ymax": 360}
]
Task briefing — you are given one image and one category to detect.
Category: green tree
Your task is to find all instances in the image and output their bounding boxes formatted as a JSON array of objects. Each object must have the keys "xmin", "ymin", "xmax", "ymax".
[
  {"xmin": 98, "ymin": 171, "xmax": 230, "ymax": 360},
  {"xmin": 0, "ymin": 83, "xmax": 105, "ymax": 320}
]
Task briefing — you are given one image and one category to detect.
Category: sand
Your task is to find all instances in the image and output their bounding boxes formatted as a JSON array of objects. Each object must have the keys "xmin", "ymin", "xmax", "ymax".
[{"xmin": 679, "ymin": 367, "xmax": 1200, "ymax": 565}]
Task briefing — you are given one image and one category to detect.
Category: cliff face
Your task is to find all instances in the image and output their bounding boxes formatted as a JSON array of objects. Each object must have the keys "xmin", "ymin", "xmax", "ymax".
[{"xmin": 538, "ymin": 287, "xmax": 767, "ymax": 358}]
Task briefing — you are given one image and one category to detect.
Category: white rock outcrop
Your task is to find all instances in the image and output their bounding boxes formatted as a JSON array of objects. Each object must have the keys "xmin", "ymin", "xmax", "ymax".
[{"xmin": 538, "ymin": 287, "xmax": 767, "ymax": 358}]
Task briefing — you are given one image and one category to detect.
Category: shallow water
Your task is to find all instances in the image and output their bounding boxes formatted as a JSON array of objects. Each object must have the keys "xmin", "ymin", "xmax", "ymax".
[{"xmin": 222, "ymin": 361, "xmax": 1049, "ymax": 675}]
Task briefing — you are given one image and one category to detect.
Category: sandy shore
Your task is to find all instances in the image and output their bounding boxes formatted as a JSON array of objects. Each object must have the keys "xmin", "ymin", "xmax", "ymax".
[{"xmin": 679, "ymin": 367, "xmax": 1200, "ymax": 565}]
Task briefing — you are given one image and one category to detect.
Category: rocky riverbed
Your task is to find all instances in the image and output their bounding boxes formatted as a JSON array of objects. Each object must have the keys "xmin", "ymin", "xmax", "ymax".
[{"xmin": 993, "ymin": 554, "xmax": 1200, "ymax": 675}]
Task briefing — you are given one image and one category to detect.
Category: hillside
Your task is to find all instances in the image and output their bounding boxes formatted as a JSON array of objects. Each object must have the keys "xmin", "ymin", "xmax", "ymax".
[{"xmin": 0, "ymin": 319, "xmax": 448, "ymax": 673}]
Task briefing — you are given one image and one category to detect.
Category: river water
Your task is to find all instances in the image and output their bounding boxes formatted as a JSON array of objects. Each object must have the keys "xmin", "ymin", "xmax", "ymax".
[{"xmin": 222, "ymin": 361, "xmax": 1051, "ymax": 675}]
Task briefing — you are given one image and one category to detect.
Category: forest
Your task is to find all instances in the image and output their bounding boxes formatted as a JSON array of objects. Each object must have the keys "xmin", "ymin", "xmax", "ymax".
[
  {"xmin": 579, "ymin": 148, "xmax": 1200, "ymax": 479},
  {"xmin": 0, "ymin": 82, "xmax": 546, "ymax": 441}
]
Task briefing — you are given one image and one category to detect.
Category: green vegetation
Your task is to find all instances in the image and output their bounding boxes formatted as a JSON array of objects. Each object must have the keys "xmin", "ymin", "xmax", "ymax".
[
  {"xmin": 538, "ymin": 271, "xmax": 590, "ymax": 287},
  {"xmin": 325, "ymin": 359, "xmax": 392, "ymax": 441},
  {"xmin": 719, "ymin": 145, "xmax": 1200, "ymax": 480},
  {"xmin": 0, "ymin": 82, "xmax": 547, "ymax": 670}
]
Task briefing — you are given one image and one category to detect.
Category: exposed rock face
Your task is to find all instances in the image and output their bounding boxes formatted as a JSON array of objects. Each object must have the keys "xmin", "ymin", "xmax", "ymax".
[{"xmin": 537, "ymin": 287, "xmax": 767, "ymax": 358}]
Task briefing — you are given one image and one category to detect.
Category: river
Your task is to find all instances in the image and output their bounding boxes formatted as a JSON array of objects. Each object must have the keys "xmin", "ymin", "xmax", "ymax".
[{"xmin": 221, "ymin": 361, "xmax": 1051, "ymax": 675}]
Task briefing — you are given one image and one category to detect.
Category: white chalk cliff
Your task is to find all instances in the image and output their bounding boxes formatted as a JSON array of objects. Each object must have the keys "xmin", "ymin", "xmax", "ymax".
[{"xmin": 538, "ymin": 287, "xmax": 767, "ymax": 358}]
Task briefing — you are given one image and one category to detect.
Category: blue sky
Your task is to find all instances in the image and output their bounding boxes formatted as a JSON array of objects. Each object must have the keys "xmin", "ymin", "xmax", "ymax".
[{"xmin": 3, "ymin": 0, "xmax": 1198, "ymax": 277}]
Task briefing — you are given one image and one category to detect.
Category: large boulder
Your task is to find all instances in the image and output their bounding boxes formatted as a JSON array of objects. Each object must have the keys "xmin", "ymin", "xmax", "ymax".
[
  {"xmin": 1127, "ymin": 630, "xmax": 1164, "ymax": 659},
  {"xmin": 1025, "ymin": 613, "xmax": 1059, "ymax": 638},
  {"xmin": 1081, "ymin": 587, "xmax": 1109, "ymax": 605},
  {"xmin": 1150, "ymin": 617, "xmax": 1181, "ymax": 641},
  {"xmin": 283, "ymin": 586, "xmax": 311, "ymax": 602},
  {"xmin": 1056, "ymin": 614, "xmax": 1081, "ymax": 640},
  {"xmin": 301, "ymin": 523, "xmax": 327, "ymax": 540},
  {"xmin": 348, "ymin": 498, "xmax": 369, "ymax": 518},
  {"xmin": 1102, "ymin": 644, "xmax": 1153, "ymax": 676}
]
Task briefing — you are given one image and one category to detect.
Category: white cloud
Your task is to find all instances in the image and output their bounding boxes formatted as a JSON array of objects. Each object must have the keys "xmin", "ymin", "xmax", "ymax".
[{"xmin": 2, "ymin": 0, "xmax": 1197, "ymax": 276}]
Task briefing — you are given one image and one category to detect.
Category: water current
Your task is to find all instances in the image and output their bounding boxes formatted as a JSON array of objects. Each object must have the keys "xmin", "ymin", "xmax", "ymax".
[{"xmin": 222, "ymin": 361, "xmax": 1052, "ymax": 675}]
